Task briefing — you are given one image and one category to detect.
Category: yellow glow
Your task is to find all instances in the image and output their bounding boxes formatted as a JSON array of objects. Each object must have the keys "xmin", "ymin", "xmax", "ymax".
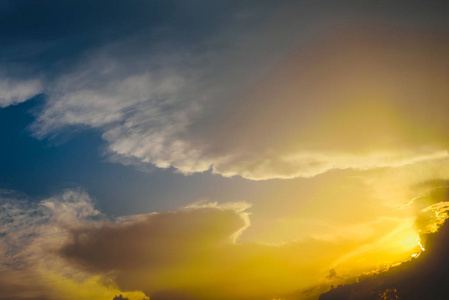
[
  {"xmin": 411, "ymin": 232, "xmax": 425, "ymax": 259},
  {"xmin": 39, "ymin": 270, "xmax": 148, "ymax": 300}
]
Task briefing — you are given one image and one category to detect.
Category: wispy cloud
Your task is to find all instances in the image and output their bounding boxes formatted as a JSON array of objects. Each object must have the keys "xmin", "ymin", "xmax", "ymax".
[
  {"xmin": 0, "ymin": 76, "xmax": 41, "ymax": 107},
  {"xmin": 0, "ymin": 189, "xmax": 146, "ymax": 300}
]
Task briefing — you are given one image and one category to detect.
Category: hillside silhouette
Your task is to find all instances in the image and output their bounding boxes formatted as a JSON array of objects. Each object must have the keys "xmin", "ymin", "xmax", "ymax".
[{"xmin": 320, "ymin": 219, "xmax": 449, "ymax": 300}]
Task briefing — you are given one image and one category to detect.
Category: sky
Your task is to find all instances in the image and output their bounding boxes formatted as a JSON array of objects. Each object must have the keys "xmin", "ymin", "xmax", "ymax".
[{"xmin": 1, "ymin": 1, "xmax": 449, "ymax": 299}]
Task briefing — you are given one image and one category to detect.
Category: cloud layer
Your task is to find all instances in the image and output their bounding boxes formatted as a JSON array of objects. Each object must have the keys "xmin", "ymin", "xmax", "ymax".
[
  {"xmin": 1, "ymin": 2, "xmax": 448, "ymax": 180},
  {"xmin": 3, "ymin": 186, "xmax": 448, "ymax": 300},
  {"xmin": 23, "ymin": 26, "xmax": 449, "ymax": 180}
]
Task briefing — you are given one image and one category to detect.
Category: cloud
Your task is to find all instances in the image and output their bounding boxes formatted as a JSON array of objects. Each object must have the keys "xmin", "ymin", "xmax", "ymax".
[
  {"xmin": 58, "ymin": 204, "xmax": 334, "ymax": 300},
  {"xmin": 60, "ymin": 206, "xmax": 248, "ymax": 273},
  {"xmin": 0, "ymin": 76, "xmax": 41, "ymax": 107},
  {"xmin": 0, "ymin": 189, "xmax": 147, "ymax": 300},
  {"xmin": 24, "ymin": 20, "xmax": 449, "ymax": 180},
  {"xmin": 2, "ymin": 186, "xmax": 449, "ymax": 299},
  {"xmin": 0, "ymin": 188, "xmax": 260, "ymax": 299},
  {"xmin": 0, "ymin": 2, "xmax": 447, "ymax": 180},
  {"xmin": 54, "ymin": 192, "xmax": 446, "ymax": 299},
  {"xmin": 0, "ymin": 3, "xmax": 448, "ymax": 182},
  {"xmin": 30, "ymin": 51, "xmax": 213, "ymax": 173},
  {"xmin": 0, "ymin": 188, "xmax": 394, "ymax": 300},
  {"xmin": 212, "ymin": 151, "xmax": 449, "ymax": 180}
]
